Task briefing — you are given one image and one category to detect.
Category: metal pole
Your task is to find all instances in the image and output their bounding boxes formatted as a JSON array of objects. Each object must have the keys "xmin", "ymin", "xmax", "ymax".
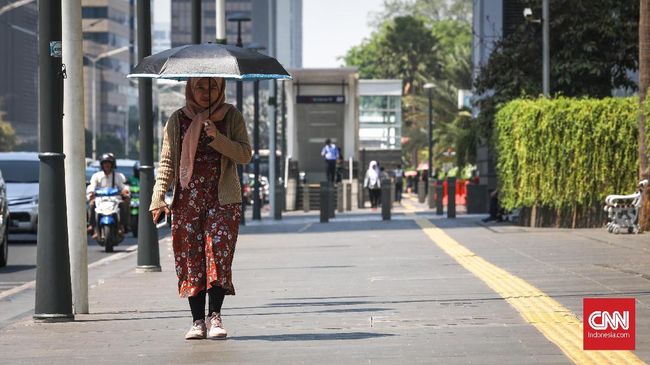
[
  {"xmin": 253, "ymin": 80, "xmax": 261, "ymax": 220},
  {"xmin": 125, "ymin": 111, "xmax": 129, "ymax": 157},
  {"xmin": 34, "ymin": 0, "xmax": 74, "ymax": 322},
  {"xmin": 215, "ymin": 0, "xmax": 226, "ymax": 44},
  {"xmin": 269, "ymin": 79, "xmax": 277, "ymax": 219},
  {"xmin": 237, "ymin": 22, "xmax": 242, "ymax": 46},
  {"xmin": 62, "ymin": 0, "xmax": 88, "ymax": 314},
  {"xmin": 427, "ymin": 87, "xmax": 433, "ymax": 195},
  {"xmin": 191, "ymin": 0, "xmax": 201, "ymax": 44},
  {"xmin": 281, "ymin": 81, "xmax": 286, "ymax": 187},
  {"xmin": 136, "ymin": 0, "xmax": 160, "ymax": 273},
  {"xmin": 92, "ymin": 60, "xmax": 97, "ymax": 159},
  {"xmin": 542, "ymin": 0, "xmax": 550, "ymax": 97},
  {"xmin": 272, "ymin": 80, "xmax": 282, "ymax": 220},
  {"xmin": 235, "ymin": 29, "xmax": 246, "ymax": 225}
]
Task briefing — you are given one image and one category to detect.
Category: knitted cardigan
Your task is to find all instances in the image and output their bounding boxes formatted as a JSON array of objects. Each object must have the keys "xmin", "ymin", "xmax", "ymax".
[{"xmin": 149, "ymin": 106, "xmax": 252, "ymax": 211}]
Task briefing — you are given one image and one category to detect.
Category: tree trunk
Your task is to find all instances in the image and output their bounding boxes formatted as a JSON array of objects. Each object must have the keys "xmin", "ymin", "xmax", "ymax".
[{"xmin": 639, "ymin": 0, "xmax": 650, "ymax": 231}]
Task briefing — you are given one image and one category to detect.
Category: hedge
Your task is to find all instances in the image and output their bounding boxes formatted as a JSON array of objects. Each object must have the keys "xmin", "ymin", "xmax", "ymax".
[{"xmin": 494, "ymin": 96, "xmax": 648, "ymax": 227}]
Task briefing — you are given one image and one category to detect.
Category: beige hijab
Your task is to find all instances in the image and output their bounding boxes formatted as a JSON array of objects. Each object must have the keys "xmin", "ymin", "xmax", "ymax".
[{"xmin": 179, "ymin": 77, "xmax": 233, "ymax": 189}]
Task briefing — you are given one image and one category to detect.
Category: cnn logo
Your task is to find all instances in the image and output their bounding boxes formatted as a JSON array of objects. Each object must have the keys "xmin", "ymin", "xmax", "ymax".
[
  {"xmin": 588, "ymin": 311, "xmax": 629, "ymax": 330},
  {"xmin": 583, "ymin": 298, "xmax": 635, "ymax": 350}
]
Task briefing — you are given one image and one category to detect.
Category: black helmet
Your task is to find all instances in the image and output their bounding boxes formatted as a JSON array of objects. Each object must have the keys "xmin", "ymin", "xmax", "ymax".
[
  {"xmin": 99, "ymin": 153, "xmax": 116, "ymax": 169},
  {"xmin": 133, "ymin": 161, "xmax": 140, "ymax": 179}
]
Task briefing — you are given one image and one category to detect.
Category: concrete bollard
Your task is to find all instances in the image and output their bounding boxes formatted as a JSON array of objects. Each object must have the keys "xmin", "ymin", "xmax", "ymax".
[
  {"xmin": 381, "ymin": 179, "xmax": 391, "ymax": 220},
  {"xmin": 447, "ymin": 177, "xmax": 456, "ymax": 218},
  {"xmin": 428, "ymin": 181, "xmax": 436, "ymax": 209},
  {"xmin": 345, "ymin": 182, "xmax": 352, "ymax": 211},
  {"xmin": 418, "ymin": 181, "xmax": 426, "ymax": 203},
  {"xmin": 320, "ymin": 182, "xmax": 329, "ymax": 223},
  {"xmin": 337, "ymin": 183, "xmax": 344, "ymax": 213},
  {"xmin": 436, "ymin": 180, "xmax": 444, "ymax": 215},
  {"xmin": 357, "ymin": 183, "xmax": 368, "ymax": 209},
  {"xmin": 329, "ymin": 182, "xmax": 336, "ymax": 219},
  {"xmin": 274, "ymin": 184, "xmax": 284, "ymax": 220},
  {"xmin": 302, "ymin": 184, "xmax": 310, "ymax": 212}
]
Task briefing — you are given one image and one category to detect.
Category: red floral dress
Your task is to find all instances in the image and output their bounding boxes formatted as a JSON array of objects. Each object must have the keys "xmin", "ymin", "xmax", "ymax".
[{"xmin": 171, "ymin": 111, "xmax": 242, "ymax": 298}]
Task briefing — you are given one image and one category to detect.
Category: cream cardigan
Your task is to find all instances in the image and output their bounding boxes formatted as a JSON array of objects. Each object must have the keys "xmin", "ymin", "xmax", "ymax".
[{"xmin": 149, "ymin": 107, "xmax": 252, "ymax": 211}]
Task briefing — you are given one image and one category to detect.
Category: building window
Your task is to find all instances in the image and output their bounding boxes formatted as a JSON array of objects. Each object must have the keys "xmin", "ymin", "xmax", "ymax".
[
  {"xmin": 359, "ymin": 94, "xmax": 402, "ymax": 149},
  {"xmin": 83, "ymin": 32, "xmax": 130, "ymax": 47},
  {"xmin": 82, "ymin": 6, "xmax": 108, "ymax": 18}
]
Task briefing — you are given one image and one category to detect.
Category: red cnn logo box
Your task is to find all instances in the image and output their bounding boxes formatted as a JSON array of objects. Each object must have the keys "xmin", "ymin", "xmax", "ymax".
[{"xmin": 583, "ymin": 298, "xmax": 635, "ymax": 350}]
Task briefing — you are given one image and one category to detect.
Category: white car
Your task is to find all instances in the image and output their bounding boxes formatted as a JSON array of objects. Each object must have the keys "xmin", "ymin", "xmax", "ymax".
[
  {"xmin": 0, "ymin": 152, "xmax": 39, "ymax": 233},
  {"xmin": 0, "ymin": 169, "xmax": 9, "ymax": 267}
]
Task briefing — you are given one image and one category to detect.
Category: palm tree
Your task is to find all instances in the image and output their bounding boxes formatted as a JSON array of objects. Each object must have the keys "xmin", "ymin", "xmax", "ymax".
[{"xmin": 639, "ymin": 0, "xmax": 650, "ymax": 231}]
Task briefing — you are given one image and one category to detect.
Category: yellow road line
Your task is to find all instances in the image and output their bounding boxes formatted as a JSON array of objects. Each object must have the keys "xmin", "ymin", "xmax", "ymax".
[{"xmin": 413, "ymin": 218, "xmax": 644, "ymax": 365}]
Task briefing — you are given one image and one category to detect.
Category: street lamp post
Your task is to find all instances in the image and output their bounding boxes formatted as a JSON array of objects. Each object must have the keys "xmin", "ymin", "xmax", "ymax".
[
  {"xmin": 135, "ymin": 0, "xmax": 160, "ymax": 272},
  {"xmin": 34, "ymin": 0, "xmax": 74, "ymax": 322},
  {"xmin": 246, "ymin": 43, "xmax": 266, "ymax": 221},
  {"xmin": 86, "ymin": 45, "xmax": 129, "ymax": 160},
  {"xmin": 228, "ymin": 12, "xmax": 251, "ymax": 225},
  {"xmin": 524, "ymin": 1, "xmax": 550, "ymax": 97},
  {"xmin": 542, "ymin": 0, "xmax": 550, "ymax": 97},
  {"xmin": 423, "ymin": 83, "xmax": 434, "ymax": 196}
]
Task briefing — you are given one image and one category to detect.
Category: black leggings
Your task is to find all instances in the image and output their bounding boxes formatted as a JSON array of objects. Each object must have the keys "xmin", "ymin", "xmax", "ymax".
[
  {"xmin": 368, "ymin": 188, "xmax": 381, "ymax": 208},
  {"xmin": 188, "ymin": 286, "xmax": 226, "ymax": 321}
]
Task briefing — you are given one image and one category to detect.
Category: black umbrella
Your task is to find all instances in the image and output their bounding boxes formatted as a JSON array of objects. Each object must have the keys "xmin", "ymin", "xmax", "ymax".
[{"xmin": 127, "ymin": 43, "xmax": 291, "ymax": 81}]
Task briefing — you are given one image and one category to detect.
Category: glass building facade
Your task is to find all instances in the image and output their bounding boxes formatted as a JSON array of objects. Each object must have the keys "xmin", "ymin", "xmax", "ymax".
[{"xmin": 358, "ymin": 80, "xmax": 402, "ymax": 150}]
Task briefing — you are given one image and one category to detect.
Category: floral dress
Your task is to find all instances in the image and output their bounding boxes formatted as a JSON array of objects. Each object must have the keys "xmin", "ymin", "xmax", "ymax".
[{"xmin": 171, "ymin": 111, "xmax": 242, "ymax": 298}]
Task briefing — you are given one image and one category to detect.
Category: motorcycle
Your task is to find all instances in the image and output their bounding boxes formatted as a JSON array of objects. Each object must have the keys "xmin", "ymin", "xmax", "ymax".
[
  {"xmin": 129, "ymin": 184, "xmax": 140, "ymax": 237},
  {"xmin": 93, "ymin": 187, "xmax": 125, "ymax": 252}
]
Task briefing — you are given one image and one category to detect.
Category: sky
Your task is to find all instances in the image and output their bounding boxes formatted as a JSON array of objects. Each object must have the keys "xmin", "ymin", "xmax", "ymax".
[
  {"xmin": 302, "ymin": 0, "xmax": 385, "ymax": 68},
  {"xmin": 153, "ymin": 0, "xmax": 385, "ymax": 68}
]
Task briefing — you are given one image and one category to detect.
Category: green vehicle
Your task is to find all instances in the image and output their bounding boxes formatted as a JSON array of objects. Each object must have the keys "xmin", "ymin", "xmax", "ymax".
[{"xmin": 128, "ymin": 163, "xmax": 140, "ymax": 237}]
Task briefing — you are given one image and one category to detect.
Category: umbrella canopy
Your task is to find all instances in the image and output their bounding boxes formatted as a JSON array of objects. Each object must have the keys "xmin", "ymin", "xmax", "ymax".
[{"xmin": 127, "ymin": 43, "xmax": 291, "ymax": 81}]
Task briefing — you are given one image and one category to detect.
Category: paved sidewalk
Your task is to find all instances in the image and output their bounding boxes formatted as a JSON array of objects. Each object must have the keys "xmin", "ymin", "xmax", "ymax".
[{"xmin": 1, "ymin": 196, "xmax": 648, "ymax": 364}]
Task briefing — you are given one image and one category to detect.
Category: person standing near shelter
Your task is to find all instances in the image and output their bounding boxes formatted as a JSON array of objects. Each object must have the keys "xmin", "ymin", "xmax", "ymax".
[
  {"xmin": 321, "ymin": 138, "xmax": 339, "ymax": 182},
  {"xmin": 394, "ymin": 164, "xmax": 404, "ymax": 203},
  {"xmin": 150, "ymin": 77, "xmax": 252, "ymax": 340},
  {"xmin": 364, "ymin": 160, "xmax": 381, "ymax": 210}
]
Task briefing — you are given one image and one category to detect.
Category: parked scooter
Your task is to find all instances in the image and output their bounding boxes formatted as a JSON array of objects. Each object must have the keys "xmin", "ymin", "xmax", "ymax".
[{"xmin": 93, "ymin": 187, "xmax": 125, "ymax": 252}]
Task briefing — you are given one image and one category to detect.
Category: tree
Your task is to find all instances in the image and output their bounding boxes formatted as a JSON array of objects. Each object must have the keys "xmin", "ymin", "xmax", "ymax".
[
  {"xmin": 639, "ymin": 0, "xmax": 650, "ymax": 231},
  {"xmin": 344, "ymin": 15, "xmax": 440, "ymax": 95},
  {"xmin": 344, "ymin": 12, "xmax": 474, "ymax": 170},
  {"xmin": 0, "ymin": 109, "xmax": 16, "ymax": 152},
  {"xmin": 475, "ymin": 0, "xmax": 639, "ymax": 130},
  {"xmin": 370, "ymin": 0, "xmax": 472, "ymax": 26}
]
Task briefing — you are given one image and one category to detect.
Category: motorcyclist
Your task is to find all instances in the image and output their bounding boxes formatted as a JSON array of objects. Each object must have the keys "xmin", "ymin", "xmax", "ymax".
[{"xmin": 86, "ymin": 153, "xmax": 130, "ymax": 238}]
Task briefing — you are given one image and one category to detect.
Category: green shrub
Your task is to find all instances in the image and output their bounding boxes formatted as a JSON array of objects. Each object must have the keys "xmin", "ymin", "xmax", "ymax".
[{"xmin": 495, "ymin": 96, "xmax": 646, "ymax": 212}]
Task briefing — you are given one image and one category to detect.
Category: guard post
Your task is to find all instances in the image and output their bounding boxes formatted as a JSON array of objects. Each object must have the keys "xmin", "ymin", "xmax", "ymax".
[
  {"xmin": 436, "ymin": 179, "xmax": 444, "ymax": 215},
  {"xmin": 447, "ymin": 177, "xmax": 456, "ymax": 218},
  {"xmin": 381, "ymin": 179, "xmax": 391, "ymax": 220},
  {"xmin": 320, "ymin": 181, "xmax": 330, "ymax": 223}
]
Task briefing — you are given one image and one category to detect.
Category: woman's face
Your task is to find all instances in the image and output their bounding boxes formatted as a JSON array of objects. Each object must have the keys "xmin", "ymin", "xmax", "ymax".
[{"xmin": 192, "ymin": 78, "xmax": 221, "ymax": 108}]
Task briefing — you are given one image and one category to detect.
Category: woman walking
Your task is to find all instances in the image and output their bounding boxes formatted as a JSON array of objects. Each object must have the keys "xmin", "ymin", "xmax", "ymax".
[
  {"xmin": 364, "ymin": 160, "xmax": 381, "ymax": 209},
  {"xmin": 150, "ymin": 77, "xmax": 251, "ymax": 340}
]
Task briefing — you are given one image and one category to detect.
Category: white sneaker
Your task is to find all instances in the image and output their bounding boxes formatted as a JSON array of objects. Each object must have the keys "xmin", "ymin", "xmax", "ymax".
[
  {"xmin": 208, "ymin": 312, "xmax": 227, "ymax": 339},
  {"xmin": 185, "ymin": 319, "xmax": 206, "ymax": 340}
]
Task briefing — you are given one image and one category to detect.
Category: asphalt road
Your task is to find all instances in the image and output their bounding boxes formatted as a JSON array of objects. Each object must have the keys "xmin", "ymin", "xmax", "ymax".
[{"xmin": 0, "ymin": 231, "xmax": 140, "ymax": 295}]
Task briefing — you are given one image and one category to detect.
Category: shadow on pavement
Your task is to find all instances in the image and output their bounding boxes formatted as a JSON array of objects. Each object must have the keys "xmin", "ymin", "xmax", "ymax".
[
  {"xmin": 231, "ymin": 332, "xmax": 396, "ymax": 341},
  {"xmin": 240, "ymin": 219, "xmax": 421, "ymax": 235}
]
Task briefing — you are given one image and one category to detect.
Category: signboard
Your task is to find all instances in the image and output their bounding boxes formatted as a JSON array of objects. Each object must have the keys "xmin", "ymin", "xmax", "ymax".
[
  {"xmin": 49, "ymin": 41, "xmax": 62, "ymax": 57},
  {"xmin": 297, "ymin": 95, "xmax": 345, "ymax": 104}
]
